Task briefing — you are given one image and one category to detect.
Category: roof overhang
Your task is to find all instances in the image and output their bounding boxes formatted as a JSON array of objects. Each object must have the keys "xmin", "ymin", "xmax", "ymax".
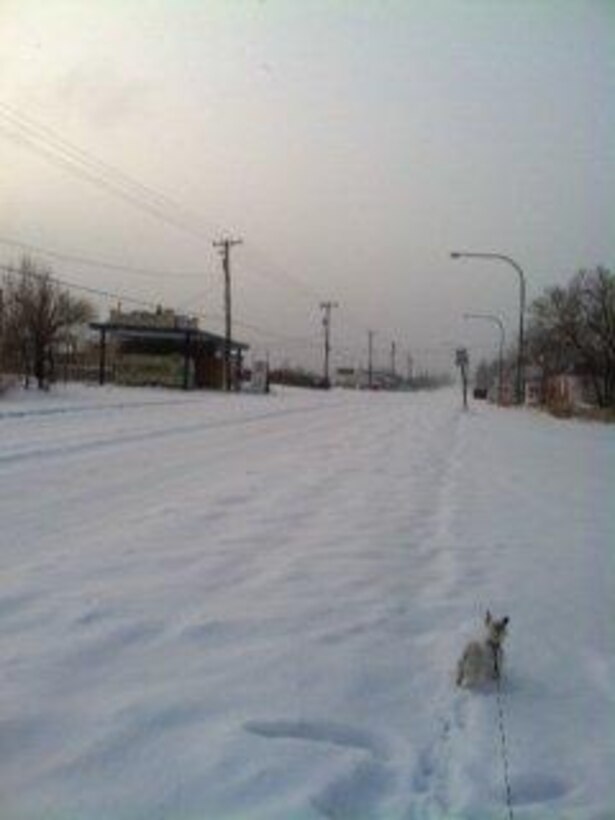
[{"xmin": 90, "ymin": 322, "xmax": 249, "ymax": 351}]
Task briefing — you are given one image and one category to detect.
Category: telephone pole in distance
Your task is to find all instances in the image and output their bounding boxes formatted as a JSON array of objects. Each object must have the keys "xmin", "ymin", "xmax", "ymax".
[
  {"xmin": 213, "ymin": 237, "xmax": 242, "ymax": 391},
  {"xmin": 319, "ymin": 301, "xmax": 339, "ymax": 388},
  {"xmin": 367, "ymin": 330, "xmax": 375, "ymax": 389},
  {"xmin": 406, "ymin": 352, "xmax": 414, "ymax": 384}
]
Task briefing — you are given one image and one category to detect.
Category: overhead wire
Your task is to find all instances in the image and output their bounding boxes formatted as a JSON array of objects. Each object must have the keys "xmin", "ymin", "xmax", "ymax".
[
  {"xmin": 0, "ymin": 261, "xmax": 160, "ymax": 311},
  {"xmin": 1, "ymin": 257, "xmax": 459, "ymax": 373},
  {"xmin": 0, "ymin": 103, "xmax": 439, "ymax": 366},
  {"xmin": 0, "ymin": 103, "xmax": 329, "ymax": 306},
  {"xmin": 0, "ymin": 102, "xmax": 212, "ymax": 237},
  {"xmin": 0, "ymin": 260, "xmax": 325, "ymax": 350},
  {"xmin": 0, "ymin": 235, "xmax": 205, "ymax": 281},
  {"xmin": 0, "ymin": 122, "xmax": 214, "ymax": 243}
]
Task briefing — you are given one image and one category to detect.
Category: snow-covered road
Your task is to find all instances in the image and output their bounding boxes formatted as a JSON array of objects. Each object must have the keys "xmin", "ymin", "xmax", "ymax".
[{"xmin": 1, "ymin": 384, "xmax": 613, "ymax": 819}]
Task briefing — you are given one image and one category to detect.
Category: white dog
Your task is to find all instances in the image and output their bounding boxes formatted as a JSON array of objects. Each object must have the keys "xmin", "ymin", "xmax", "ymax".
[{"xmin": 456, "ymin": 611, "xmax": 509, "ymax": 688}]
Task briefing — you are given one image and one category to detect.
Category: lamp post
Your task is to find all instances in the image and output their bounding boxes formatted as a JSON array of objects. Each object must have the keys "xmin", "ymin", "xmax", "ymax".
[
  {"xmin": 451, "ymin": 252, "xmax": 526, "ymax": 404},
  {"xmin": 463, "ymin": 312, "xmax": 506, "ymax": 404}
]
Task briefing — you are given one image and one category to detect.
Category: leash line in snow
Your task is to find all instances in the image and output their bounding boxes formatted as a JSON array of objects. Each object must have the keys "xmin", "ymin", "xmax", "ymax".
[{"xmin": 495, "ymin": 674, "xmax": 514, "ymax": 820}]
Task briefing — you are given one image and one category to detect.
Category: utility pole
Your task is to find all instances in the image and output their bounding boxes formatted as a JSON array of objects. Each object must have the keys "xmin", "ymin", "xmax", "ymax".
[
  {"xmin": 390, "ymin": 341, "xmax": 396, "ymax": 378},
  {"xmin": 213, "ymin": 237, "xmax": 242, "ymax": 391},
  {"xmin": 319, "ymin": 301, "xmax": 338, "ymax": 388},
  {"xmin": 367, "ymin": 330, "xmax": 375, "ymax": 389},
  {"xmin": 455, "ymin": 347, "xmax": 469, "ymax": 410},
  {"xmin": 0, "ymin": 288, "xmax": 3, "ymax": 369},
  {"xmin": 406, "ymin": 352, "xmax": 413, "ymax": 384}
]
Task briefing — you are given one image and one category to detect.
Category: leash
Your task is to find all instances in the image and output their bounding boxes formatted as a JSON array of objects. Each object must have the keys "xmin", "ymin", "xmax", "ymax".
[{"xmin": 493, "ymin": 653, "xmax": 515, "ymax": 820}]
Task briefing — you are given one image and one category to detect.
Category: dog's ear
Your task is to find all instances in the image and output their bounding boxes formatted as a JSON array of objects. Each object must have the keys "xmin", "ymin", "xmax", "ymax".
[{"xmin": 502, "ymin": 616, "xmax": 509, "ymax": 627}]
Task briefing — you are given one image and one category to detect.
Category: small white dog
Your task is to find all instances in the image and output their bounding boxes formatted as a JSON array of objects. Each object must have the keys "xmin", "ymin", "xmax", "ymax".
[{"xmin": 456, "ymin": 611, "xmax": 509, "ymax": 688}]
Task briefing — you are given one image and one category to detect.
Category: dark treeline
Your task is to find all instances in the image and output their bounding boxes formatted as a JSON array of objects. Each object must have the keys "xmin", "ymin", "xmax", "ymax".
[
  {"xmin": 475, "ymin": 266, "xmax": 614, "ymax": 409},
  {"xmin": 1, "ymin": 256, "xmax": 96, "ymax": 389}
]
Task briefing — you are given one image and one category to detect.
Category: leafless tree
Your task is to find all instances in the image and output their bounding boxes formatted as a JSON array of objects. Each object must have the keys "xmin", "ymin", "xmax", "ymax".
[
  {"xmin": 528, "ymin": 267, "xmax": 615, "ymax": 406},
  {"xmin": 2, "ymin": 256, "xmax": 95, "ymax": 389}
]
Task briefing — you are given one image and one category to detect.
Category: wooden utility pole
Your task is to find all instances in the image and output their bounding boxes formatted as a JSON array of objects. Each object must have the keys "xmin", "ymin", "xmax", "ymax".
[
  {"xmin": 406, "ymin": 352, "xmax": 414, "ymax": 383},
  {"xmin": 390, "ymin": 341, "xmax": 396, "ymax": 378},
  {"xmin": 213, "ymin": 237, "xmax": 242, "ymax": 391},
  {"xmin": 0, "ymin": 288, "xmax": 4, "ymax": 372},
  {"xmin": 98, "ymin": 327, "xmax": 107, "ymax": 386},
  {"xmin": 320, "ymin": 301, "xmax": 338, "ymax": 388},
  {"xmin": 455, "ymin": 347, "xmax": 469, "ymax": 409},
  {"xmin": 368, "ymin": 330, "xmax": 375, "ymax": 389}
]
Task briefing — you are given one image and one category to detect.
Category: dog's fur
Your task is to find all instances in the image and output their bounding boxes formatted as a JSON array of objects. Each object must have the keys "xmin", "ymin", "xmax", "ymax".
[{"xmin": 456, "ymin": 611, "xmax": 509, "ymax": 688}]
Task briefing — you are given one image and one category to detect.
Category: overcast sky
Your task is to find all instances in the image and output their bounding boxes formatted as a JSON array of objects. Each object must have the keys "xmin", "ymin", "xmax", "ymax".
[{"xmin": 1, "ymin": 0, "xmax": 613, "ymax": 373}]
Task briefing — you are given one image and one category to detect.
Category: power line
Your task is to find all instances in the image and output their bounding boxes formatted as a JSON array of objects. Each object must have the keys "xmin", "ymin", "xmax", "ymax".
[
  {"xmin": 0, "ymin": 103, "xmax": 213, "ymax": 238},
  {"xmin": 0, "ymin": 122, "xmax": 213, "ymax": 243},
  {"xmin": 0, "ymin": 106, "xmax": 448, "ymax": 364},
  {"xmin": 0, "ymin": 104, "xmax": 329, "ymax": 304},
  {"xmin": 0, "ymin": 234, "xmax": 205, "ymax": 281},
  {"xmin": 0, "ymin": 260, "xmax": 324, "ymax": 349},
  {"xmin": 243, "ymin": 242, "xmax": 327, "ymax": 305},
  {"xmin": 1, "ymin": 257, "xmax": 436, "ymax": 371},
  {"xmin": 0, "ymin": 261, "xmax": 160, "ymax": 311}
]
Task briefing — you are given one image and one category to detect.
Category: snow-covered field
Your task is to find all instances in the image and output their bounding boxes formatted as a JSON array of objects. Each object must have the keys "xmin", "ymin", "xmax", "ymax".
[{"xmin": 1, "ymin": 383, "xmax": 613, "ymax": 820}]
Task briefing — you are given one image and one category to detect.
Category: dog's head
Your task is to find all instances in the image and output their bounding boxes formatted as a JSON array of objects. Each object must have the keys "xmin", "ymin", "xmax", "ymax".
[{"xmin": 485, "ymin": 610, "xmax": 509, "ymax": 647}]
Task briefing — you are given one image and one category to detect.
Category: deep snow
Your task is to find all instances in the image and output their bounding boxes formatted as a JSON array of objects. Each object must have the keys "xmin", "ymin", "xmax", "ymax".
[{"xmin": 1, "ymin": 384, "xmax": 613, "ymax": 820}]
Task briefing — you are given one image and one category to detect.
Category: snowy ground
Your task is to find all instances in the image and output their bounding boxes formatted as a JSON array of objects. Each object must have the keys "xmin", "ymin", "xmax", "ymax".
[{"xmin": 1, "ymin": 383, "xmax": 613, "ymax": 820}]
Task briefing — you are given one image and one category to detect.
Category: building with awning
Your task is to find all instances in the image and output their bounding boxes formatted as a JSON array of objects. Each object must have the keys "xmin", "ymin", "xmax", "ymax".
[{"xmin": 90, "ymin": 308, "xmax": 249, "ymax": 390}]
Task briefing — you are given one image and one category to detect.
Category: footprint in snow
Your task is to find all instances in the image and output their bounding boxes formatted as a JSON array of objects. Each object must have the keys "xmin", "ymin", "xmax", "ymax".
[
  {"xmin": 312, "ymin": 758, "xmax": 393, "ymax": 819},
  {"xmin": 408, "ymin": 694, "xmax": 468, "ymax": 818},
  {"xmin": 507, "ymin": 773, "xmax": 570, "ymax": 807},
  {"xmin": 244, "ymin": 718, "xmax": 389, "ymax": 760},
  {"xmin": 243, "ymin": 718, "xmax": 393, "ymax": 819}
]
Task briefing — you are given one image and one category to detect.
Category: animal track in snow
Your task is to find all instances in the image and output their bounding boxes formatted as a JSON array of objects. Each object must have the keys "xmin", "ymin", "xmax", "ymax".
[
  {"xmin": 244, "ymin": 718, "xmax": 389, "ymax": 760},
  {"xmin": 312, "ymin": 759, "xmax": 393, "ymax": 819},
  {"xmin": 244, "ymin": 718, "xmax": 393, "ymax": 818},
  {"xmin": 508, "ymin": 773, "xmax": 570, "ymax": 806},
  {"xmin": 407, "ymin": 695, "xmax": 467, "ymax": 818}
]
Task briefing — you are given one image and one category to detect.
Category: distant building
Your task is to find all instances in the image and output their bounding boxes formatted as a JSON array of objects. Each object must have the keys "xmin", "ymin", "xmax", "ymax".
[
  {"xmin": 545, "ymin": 372, "xmax": 598, "ymax": 409},
  {"xmin": 355, "ymin": 368, "xmax": 405, "ymax": 390},
  {"xmin": 91, "ymin": 307, "xmax": 248, "ymax": 391},
  {"xmin": 335, "ymin": 367, "xmax": 359, "ymax": 388}
]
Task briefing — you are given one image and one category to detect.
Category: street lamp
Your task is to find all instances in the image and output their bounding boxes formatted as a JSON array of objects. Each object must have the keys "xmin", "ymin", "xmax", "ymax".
[
  {"xmin": 451, "ymin": 252, "xmax": 526, "ymax": 404},
  {"xmin": 463, "ymin": 312, "xmax": 506, "ymax": 404}
]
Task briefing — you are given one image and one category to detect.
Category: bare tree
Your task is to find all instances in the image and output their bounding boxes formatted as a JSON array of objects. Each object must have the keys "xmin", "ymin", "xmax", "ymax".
[
  {"xmin": 2, "ymin": 256, "xmax": 95, "ymax": 389},
  {"xmin": 528, "ymin": 267, "xmax": 615, "ymax": 406}
]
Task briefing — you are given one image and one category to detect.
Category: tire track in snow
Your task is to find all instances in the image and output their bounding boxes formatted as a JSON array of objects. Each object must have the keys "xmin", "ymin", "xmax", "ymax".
[
  {"xmin": 0, "ymin": 399, "xmax": 352, "ymax": 467},
  {"xmin": 0, "ymin": 395, "xmax": 206, "ymax": 420},
  {"xmin": 2, "ymin": 389, "xmax": 473, "ymax": 818},
  {"xmin": 239, "ymin": 402, "xmax": 470, "ymax": 819}
]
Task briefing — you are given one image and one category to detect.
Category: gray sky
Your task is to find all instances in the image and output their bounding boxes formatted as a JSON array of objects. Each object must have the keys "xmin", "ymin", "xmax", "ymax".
[{"xmin": 1, "ymin": 0, "xmax": 613, "ymax": 374}]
